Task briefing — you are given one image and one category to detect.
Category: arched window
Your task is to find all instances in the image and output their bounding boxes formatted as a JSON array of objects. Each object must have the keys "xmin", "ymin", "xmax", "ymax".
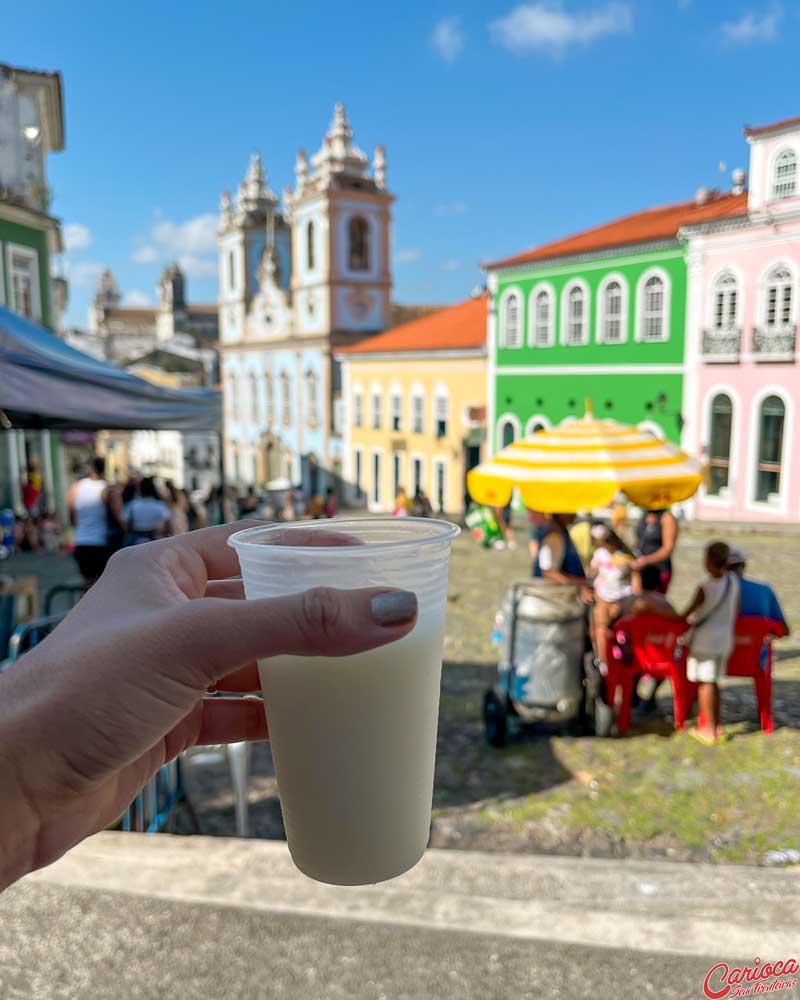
[
  {"xmin": 772, "ymin": 149, "xmax": 798, "ymax": 201},
  {"xmin": 305, "ymin": 370, "xmax": 319, "ymax": 426},
  {"xmin": 525, "ymin": 416, "xmax": 549, "ymax": 435},
  {"xmin": 707, "ymin": 393, "xmax": 733, "ymax": 496},
  {"xmin": 600, "ymin": 279, "xmax": 624, "ymax": 343},
  {"xmin": 390, "ymin": 387, "xmax": 402, "ymax": 431},
  {"xmin": 532, "ymin": 288, "xmax": 553, "ymax": 347},
  {"xmin": 755, "ymin": 395, "xmax": 786, "ymax": 503},
  {"xmin": 434, "ymin": 386, "xmax": 449, "ymax": 438},
  {"xmin": 564, "ymin": 283, "xmax": 587, "ymax": 345},
  {"xmin": 371, "ymin": 385, "xmax": 382, "ymax": 430},
  {"xmin": 280, "ymin": 371, "xmax": 291, "ymax": 426},
  {"xmin": 764, "ymin": 266, "xmax": 793, "ymax": 327},
  {"xmin": 501, "ymin": 420, "xmax": 516, "ymax": 448},
  {"xmin": 353, "ymin": 385, "xmax": 364, "ymax": 428},
  {"xmin": 306, "ymin": 220, "xmax": 315, "ymax": 271},
  {"xmin": 249, "ymin": 372, "xmax": 260, "ymax": 422},
  {"xmin": 348, "ymin": 216, "xmax": 369, "ymax": 271},
  {"xmin": 264, "ymin": 373, "xmax": 273, "ymax": 423},
  {"xmin": 641, "ymin": 274, "xmax": 667, "ymax": 341},
  {"xmin": 411, "ymin": 387, "xmax": 425, "ymax": 434},
  {"xmin": 713, "ymin": 272, "xmax": 738, "ymax": 330},
  {"xmin": 502, "ymin": 292, "xmax": 522, "ymax": 348}
]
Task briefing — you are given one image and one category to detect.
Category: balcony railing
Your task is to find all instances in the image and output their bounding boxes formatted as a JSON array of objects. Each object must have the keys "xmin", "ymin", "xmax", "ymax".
[
  {"xmin": 752, "ymin": 325, "xmax": 796, "ymax": 362},
  {"xmin": 702, "ymin": 327, "xmax": 741, "ymax": 362}
]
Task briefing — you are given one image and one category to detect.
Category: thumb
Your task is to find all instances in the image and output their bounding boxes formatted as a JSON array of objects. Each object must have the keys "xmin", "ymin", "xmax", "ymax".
[{"xmin": 159, "ymin": 587, "xmax": 419, "ymax": 688}]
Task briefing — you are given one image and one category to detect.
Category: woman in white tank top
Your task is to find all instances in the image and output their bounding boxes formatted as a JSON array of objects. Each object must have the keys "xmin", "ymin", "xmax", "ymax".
[{"xmin": 67, "ymin": 457, "xmax": 117, "ymax": 585}]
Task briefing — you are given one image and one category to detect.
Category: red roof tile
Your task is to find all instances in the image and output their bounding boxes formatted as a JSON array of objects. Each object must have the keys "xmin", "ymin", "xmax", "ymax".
[
  {"xmin": 187, "ymin": 304, "xmax": 218, "ymax": 314},
  {"xmin": 338, "ymin": 295, "xmax": 487, "ymax": 355},
  {"xmin": 485, "ymin": 191, "xmax": 748, "ymax": 270},
  {"xmin": 744, "ymin": 115, "xmax": 800, "ymax": 137}
]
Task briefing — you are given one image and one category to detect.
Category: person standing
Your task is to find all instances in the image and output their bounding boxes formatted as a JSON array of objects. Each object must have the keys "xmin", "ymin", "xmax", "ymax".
[
  {"xmin": 123, "ymin": 478, "xmax": 172, "ymax": 545},
  {"xmin": 164, "ymin": 481, "xmax": 189, "ymax": 535},
  {"xmin": 631, "ymin": 507, "xmax": 679, "ymax": 593},
  {"xmin": 67, "ymin": 457, "xmax": 116, "ymax": 586},
  {"xmin": 682, "ymin": 541, "xmax": 740, "ymax": 746}
]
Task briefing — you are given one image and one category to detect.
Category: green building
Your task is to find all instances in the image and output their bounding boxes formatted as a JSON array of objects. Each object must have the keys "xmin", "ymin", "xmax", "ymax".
[
  {"xmin": 484, "ymin": 193, "xmax": 742, "ymax": 449},
  {"xmin": 0, "ymin": 62, "xmax": 65, "ymax": 513}
]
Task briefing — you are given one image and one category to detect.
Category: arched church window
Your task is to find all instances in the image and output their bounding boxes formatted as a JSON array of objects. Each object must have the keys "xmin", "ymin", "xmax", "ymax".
[
  {"xmin": 306, "ymin": 220, "xmax": 315, "ymax": 271},
  {"xmin": 348, "ymin": 216, "xmax": 370, "ymax": 271}
]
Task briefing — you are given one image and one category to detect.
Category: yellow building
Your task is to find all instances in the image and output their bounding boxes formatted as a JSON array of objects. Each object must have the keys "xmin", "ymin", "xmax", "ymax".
[{"xmin": 337, "ymin": 295, "xmax": 487, "ymax": 515}]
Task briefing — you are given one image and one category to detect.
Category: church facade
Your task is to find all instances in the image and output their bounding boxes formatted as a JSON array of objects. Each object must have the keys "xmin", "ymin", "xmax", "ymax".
[{"xmin": 218, "ymin": 104, "xmax": 392, "ymax": 495}]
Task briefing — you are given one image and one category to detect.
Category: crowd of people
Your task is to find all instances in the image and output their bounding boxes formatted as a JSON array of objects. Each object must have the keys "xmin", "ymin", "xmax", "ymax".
[{"xmin": 526, "ymin": 504, "xmax": 788, "ymax": 746}]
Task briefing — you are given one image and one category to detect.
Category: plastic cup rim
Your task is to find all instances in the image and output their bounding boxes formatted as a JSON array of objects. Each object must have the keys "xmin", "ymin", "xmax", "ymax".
[{"xmin": 227, "ymin": 516, "xmax": 460, "ymax": 555}]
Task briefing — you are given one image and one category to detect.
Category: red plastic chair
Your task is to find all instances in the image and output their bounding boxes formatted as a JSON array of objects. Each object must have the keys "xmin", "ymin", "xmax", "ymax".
[
  {"xmin": 693, "ymin": 616, "xmax": 787, "ymax": 735},
  {"xmin": 609, "ymin": 616, "xmax": 692, "ymax": 734}
]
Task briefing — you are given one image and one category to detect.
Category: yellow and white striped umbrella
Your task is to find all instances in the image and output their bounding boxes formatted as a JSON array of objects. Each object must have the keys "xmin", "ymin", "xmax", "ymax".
[{"xmin": 468, "ymin": 407, "xmax": 703, "ymax": 513}]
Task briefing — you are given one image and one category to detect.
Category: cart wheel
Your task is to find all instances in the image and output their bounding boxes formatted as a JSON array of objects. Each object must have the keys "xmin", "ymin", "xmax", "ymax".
[
  {"xmin": 594, "ymin": 697, "xmax": 615, "ymax": 738},
  {"xmin": 483, "ymin": 690, "xmax": 508, "ymax": 747}
]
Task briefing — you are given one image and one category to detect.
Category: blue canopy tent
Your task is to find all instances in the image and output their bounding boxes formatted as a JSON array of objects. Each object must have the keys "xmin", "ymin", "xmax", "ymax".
[{"xmin": 0, "ymin": 307, "xmax": 220, "ymax": 432}]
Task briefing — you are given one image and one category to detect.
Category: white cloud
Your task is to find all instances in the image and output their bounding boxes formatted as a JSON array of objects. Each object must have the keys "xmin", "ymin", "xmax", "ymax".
[
  {"xmin": 63, "ymin": 223, "xmax": 92, "ymax": 252},
  {"xmin": 433, "ymin": 200, "xmax": 467, "ymax": 217},
  {"xmin": 395, "ymin": 248, "xmax": 423, "ymax": 263},
  {"xmin": 431, "ymin": 16, "xmax": 465, "ymax": 62},
  {"xmin": 65, "ymin": 260, "xmax": 105, "ymax": 288},
  {"xmin": 490, "ymin": 2, "xmax": 633, "ymax": 55},
  {"xmin": 177, "ymin": 255, "xmax": 218, "ymax": 279},
  {"xmin": 721, "ymin": 6, "xmax": 781, "ymax": 44},
  {"xmin": 123, "ymin": 289, "xmax": 152, "ymax": 307},
  {"xmin": 152, "ymin": 213, "xmax": 218, "ymax": 256},
  {"xmin": 442, "ymin": 258, "xmax": 462, "ymax": 271},
  {"xmin": 132, "ymin": 244, "xmax": 159, "ymax": 264},
  {"xmin": 132, "ymin": 212, "xmax": 218, "ymax": 267}
]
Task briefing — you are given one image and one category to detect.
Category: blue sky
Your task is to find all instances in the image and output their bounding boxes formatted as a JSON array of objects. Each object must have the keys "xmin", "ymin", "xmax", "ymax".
[{"xmin": 5, "ymin": 0, "xmax": 798, "ymax": 327}]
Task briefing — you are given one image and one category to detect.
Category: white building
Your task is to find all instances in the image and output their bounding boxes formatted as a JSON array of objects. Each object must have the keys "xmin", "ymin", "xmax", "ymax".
[{"xmin": 218, "ymin": 103, "xmax": 393, "ymax": 494}]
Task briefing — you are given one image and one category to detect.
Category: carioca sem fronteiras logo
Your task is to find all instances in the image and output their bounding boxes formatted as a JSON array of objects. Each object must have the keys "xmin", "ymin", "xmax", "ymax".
[{"xmin": 703, "ymin": 957, "xmax": 799, "ymax": 998}]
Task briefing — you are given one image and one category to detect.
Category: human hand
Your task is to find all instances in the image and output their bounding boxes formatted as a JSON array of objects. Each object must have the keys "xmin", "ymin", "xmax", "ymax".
[
  {"xmin": 630, "ymin": 558, "xmax": 645, "ymax": 571},
  {"xmin": 580, "ymin": 586, "xmax": 594, "ymax": 605},
  {"xmin": 0, "ymin": 523, "xmax": 418, "ymax": 890}
]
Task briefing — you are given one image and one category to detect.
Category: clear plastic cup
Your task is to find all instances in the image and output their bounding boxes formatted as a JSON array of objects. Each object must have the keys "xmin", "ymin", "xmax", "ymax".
[{"xmin": 228, "ymin": 517, "xmax": 459, "ymax": 885}]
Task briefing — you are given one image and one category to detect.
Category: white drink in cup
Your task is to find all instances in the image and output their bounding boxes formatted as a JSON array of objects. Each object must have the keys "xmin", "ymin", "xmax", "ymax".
[{"xmin": 228, "ymin": 517, "xmax": 459, "ymax": 886}]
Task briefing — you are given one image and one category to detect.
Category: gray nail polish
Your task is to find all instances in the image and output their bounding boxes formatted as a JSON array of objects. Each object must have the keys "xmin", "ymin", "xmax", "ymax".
[{"xmin": 370, "ymin": 590, "xmax": 418, "ymax": 626}]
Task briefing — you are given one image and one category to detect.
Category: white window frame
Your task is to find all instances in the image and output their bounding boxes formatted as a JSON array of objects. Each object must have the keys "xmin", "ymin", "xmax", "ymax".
[
  {"xmin": 264, "ymin": 372, "xmax": 274, "ymax": 423},
  {"xmin": 389, "ymin": 383, "xmax": 403, "ymax": 432},
  {"xmin": 369, "ymin": 448, "xmax": 384, "ymax": 510},
  {"xmin": 635, "ymin": 267, "xmax": 671, "ymax": 343},
  {"xmin": 745, "ymin": 384, "xmax": 793, "ymax": 515},
  {"xmin": 370, "ymin": 382, "xmax": 383, "ymax": 430},
  {"xmin": 525, "ymin": 414, "xmax": 551, "ymax": 436},
  {"xmin": 596, "ymin": 273, "xmax": 629, "ymax": 345},
  {"xmin": 759, "ymin": 260, "xmax": 797, "ymax": 328},
  {"xmin": 6, "ymin": 243, "xmax": 41, "ymax": 322},
  {"xmin": 410, "ymin": 452, "xmax": 425, "ymax": 495},
  {"xmin": 496, "ymin": 412, "xmax": 521, "ymax": 451},
  {"xmin": 708, "ymin": 267, "xmax": 743, "ymax": 331},
  {"xmin": 353, "ymin": 383, "xmax": 364, "ymax": 428},
  {"xmin": 410, "ymin": 383, "xmax": 425, "ymax": 434},
  {"xmin": 433, "ymin": 383, "xmax": 449, "ymax": 439},
  {"xmin": 499, "ymin": 286, "xmax": 524, "ymax": 349},
  {"xmin": 560, "ymin": 279, "xmax": 590, "ymax": 346},
  {"xmin": 701, "ymin": 385, "xmax": 739, "ymax": 506},
  {"xmin": 527, "ymin": 282, "xmax": 555, "ymax": 348},
  {"xmin": 770, "ymin": 146, "xmax": 798, "ymax": 202},
  {"xmin": 432, "ymin": 456, "xmax": 448, "ymax": 513}
]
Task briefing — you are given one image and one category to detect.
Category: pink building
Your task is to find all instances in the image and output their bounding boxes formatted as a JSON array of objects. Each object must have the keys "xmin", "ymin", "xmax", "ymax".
[{"xmin": 684, "ymin": 115, "xmax": 800, "ymax": 524}]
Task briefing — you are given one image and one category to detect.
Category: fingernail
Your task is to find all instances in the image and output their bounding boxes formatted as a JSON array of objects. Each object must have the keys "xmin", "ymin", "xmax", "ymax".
[{"xmin": 370, "ymin": 590, "xmax": 418, "ymax": 627}]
